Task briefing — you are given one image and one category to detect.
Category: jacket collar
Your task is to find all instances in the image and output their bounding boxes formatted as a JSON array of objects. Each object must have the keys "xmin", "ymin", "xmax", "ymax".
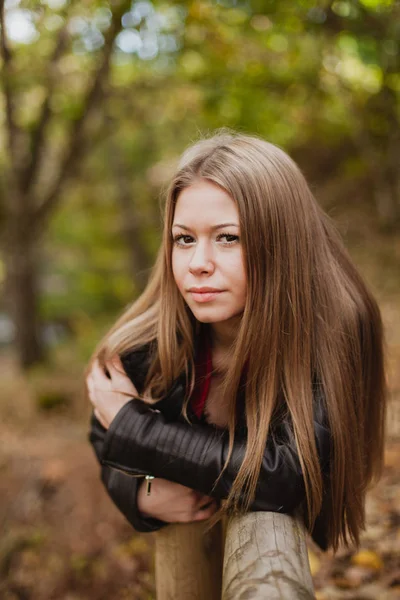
[{"xmin": 120, "ymin": 331, "xmax": 248, "ymax": 433}]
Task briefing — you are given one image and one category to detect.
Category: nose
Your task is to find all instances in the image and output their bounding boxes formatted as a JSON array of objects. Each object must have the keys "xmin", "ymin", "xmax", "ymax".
[{"xmin": 188, "ymin": 240, "xmax": 215, "ymax": 276}]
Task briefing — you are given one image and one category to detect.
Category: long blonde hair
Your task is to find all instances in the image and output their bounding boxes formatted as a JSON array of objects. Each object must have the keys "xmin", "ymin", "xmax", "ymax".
[{"xmin": 88, "ymin": 128, "xmax": 387, "ymax": 550}]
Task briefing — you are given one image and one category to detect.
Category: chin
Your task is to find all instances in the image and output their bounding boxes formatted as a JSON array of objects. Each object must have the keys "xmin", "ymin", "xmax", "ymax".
[{"xmin": 190, "ymin": 308, "xmax": 237, "ymax": 324}]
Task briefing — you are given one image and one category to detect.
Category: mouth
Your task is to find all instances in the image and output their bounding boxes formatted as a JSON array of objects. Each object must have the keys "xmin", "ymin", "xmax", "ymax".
[{"xmin": 189, "ymin": 290, "xmax": 224, "ymax": 303}]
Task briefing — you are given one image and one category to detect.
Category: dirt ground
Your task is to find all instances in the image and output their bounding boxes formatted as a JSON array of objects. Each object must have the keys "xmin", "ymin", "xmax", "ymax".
[{"xmin": 0, "ymin": 394, "xmax": 398, "ymax": 600}]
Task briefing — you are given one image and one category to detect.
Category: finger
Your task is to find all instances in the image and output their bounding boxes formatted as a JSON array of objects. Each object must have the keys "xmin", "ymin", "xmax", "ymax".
[
  {"xmin": 106, "ymin": 359, "xmax": 139, "ymax": 396},
  {"xmin": 86, "ymin": 372, "xmax": 109, "ymax": 407},
  {"xmin": 87, "ymin": 383, "xmax": 98, "ymax": 408},
  {"xmin": 90, "ymin": 359, "xmax": 112, "ymax": 390},
  {"xmin": 86, "ymin": 373, "xmax": 92, "ymax": 391},
  {"xmin": 108, "ymin": 373, "xmax": 138, "ymax": 397},
  {"xmin": 191, "ymin": 490, "xmax": 204, "ymax": 503},
  {"xmin": 198, "ymin": 499, "xmax": 215, "ymax": 511},
  {"xmin": 86, "ymin": 375, "xmax": 94, "ymax": 400},
  {"xmin": 200, "ymin": 493, "xmax": 214, "ymax": 503},
  {"xmin": 96, "ymin": 358, "xmax": 111, "ymax": 377},
  {"xmin": 109, "ymin": 355, "xmax": 125, "ymax": 374},
  {"xmin": 106, "ymin": 357, "xmax": 128, "ymax": 380},
  {"xmin": 94, "ymin": 408, "xmax": 108, "ymax": 429},
  {"xmin": 193, "ymin": 503, "xmax": 217, "ymax": 521}
]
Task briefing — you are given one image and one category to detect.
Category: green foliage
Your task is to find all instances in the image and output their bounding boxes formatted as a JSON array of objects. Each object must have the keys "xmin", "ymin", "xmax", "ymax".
[{"xmin": 0, "ymin": 0, "xmax": 398, "ymax": 361}]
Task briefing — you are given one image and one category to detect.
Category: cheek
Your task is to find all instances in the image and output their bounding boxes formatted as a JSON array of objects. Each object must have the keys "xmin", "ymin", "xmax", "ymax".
[
  {"xmin": 236, "ymin": 272, "xmax": 247, "ymax": 303},
  {"xmin": 232, "ymin": 272, "xmax": 247, "ymax": 309},
  {"xmin": 227, "ymin": 253, "xmax": 247, "ymax": 295},
  {"xmin": 171, "ymin": 251, "xmax": 184, "ymax": 291}
]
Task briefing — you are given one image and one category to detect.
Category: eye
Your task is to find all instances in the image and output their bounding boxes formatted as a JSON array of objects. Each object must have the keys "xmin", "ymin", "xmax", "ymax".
[
  {"xmin": 173, "ymin": 234, "xmax": 195, "ymax": 247},
  {"xmin": 216, "ymin": 233, "xmax": 240, "ymax": 245}
]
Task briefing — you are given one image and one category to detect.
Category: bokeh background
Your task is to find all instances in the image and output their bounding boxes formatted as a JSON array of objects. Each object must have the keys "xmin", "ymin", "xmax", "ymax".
[{"xmin": 0, "ymin": 0, "xmax": 399, "ymax": 598}]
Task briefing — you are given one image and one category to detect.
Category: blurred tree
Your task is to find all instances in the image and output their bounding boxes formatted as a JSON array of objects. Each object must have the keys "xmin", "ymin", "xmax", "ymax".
[
  {"xmin": 321, "ymin": 1, "xmax": 400, "ymax": 226},
  {"xmin": 0, "ymin": 0, "xmax": 131, "ymax": 367},
  {"xmin": 0, "ymin": 0, "xmax": 398, "ymax": 369}
]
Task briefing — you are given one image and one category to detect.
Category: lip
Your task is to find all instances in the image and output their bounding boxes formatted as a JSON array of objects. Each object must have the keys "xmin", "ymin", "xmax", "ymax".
[
  {"xmin": 188, "ymin": 288, "xmax": 224, "ymax": 303},
  {"xmin": 188, "ymin": 287, "xmax": 222, "ymax": 293}
]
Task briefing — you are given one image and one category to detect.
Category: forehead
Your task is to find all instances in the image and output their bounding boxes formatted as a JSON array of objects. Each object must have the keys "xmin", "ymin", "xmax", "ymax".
[{"xmin": 173, "ymin": 180, "xmax": 239, "ymax": 226}]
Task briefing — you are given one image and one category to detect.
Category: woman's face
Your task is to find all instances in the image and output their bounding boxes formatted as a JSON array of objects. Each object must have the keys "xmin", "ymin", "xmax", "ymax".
[{"xmin": 171, "ymin": 179, "xmax": 247, "ymax": 325}]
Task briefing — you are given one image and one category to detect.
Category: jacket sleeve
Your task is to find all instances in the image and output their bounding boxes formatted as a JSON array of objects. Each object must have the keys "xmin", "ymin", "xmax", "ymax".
[
  {"xmin": 88, "ymin": 411, "xmax": 168, "ymax": 533},
  {"xmin": 99, "ymin": 388, "xmax": 331, "ymax": 515}
]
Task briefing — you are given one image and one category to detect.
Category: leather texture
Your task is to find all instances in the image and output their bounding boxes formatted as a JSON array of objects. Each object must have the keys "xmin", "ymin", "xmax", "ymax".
[{"xmin": 88, "ymin": 343, "xmax": 332, "ymax": 550}]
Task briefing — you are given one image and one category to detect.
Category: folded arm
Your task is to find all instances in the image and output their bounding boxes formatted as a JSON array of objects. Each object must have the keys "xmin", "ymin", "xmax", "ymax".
[
  {"xmin": 89, "ymin": 411, "xmax": 168, "ymax": 533},
  {"xmin": 98, "ymin": 391, "xmax": 331, "ymax": 516}
]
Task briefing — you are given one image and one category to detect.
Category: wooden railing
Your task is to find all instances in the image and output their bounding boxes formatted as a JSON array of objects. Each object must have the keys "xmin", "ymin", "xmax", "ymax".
[{"xmin": 155, "ymin": 512, "xmax": 314, "ymax": 599}]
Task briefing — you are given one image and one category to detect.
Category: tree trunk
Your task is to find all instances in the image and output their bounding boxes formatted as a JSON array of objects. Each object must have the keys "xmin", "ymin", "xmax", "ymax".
[
  {"xmin": 109, "ymin": 138, "xmax": 154, "ymax": 292},
  {"xmin": 5, "ymin": 225, "xmax": 44, "ymax": 368},
  {"xmin": 374, "ymin": 168, "xmax": 400, "ymax": 231}
]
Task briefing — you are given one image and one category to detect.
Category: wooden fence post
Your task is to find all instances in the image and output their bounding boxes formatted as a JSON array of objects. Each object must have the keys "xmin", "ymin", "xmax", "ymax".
[
  {"xmin": 155, "ymin": 512, "xmax": 314, "ymax": 600},
  {"xmin": 154, "ymin": 520, "xmax": 224, "ymax": 600},
  {"xmin": 222, "ymin": 512, "xmax": 315, "ymax": 600}
]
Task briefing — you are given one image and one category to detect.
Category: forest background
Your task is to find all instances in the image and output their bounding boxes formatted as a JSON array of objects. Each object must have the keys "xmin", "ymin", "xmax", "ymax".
[{"xmin": 0, "ymin": 0, "xmax": 399, "ymax": 598}]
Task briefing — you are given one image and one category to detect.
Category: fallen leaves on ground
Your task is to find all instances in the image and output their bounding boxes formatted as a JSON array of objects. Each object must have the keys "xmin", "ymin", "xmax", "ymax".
[{"xmin": 0, "ymin": 411, "xmax": 399, "ymax": 599}]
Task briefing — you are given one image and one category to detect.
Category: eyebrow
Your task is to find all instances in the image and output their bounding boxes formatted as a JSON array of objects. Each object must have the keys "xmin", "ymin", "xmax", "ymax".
[{"xmin": 172, "ymin": 223, "xmax": 239, "ymax": 231}]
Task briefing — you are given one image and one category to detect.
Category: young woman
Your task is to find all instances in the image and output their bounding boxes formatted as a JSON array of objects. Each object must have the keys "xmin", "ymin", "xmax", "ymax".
[{"xmin": 86, "ymin": 129, "xmax": 386, "ymax": 552}]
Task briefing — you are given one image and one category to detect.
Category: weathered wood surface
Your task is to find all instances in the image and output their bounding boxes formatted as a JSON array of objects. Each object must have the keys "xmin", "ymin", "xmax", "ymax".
[
  {"xmin": 222, "ymin": 512, "xmax": 315, "ymax": 600},
  {"xmin": 155, "ymin": 520, "xmax": 224, "ymax": 600},
  {"xmin": 155, "ymin": 512, "xmax": 314, "ymax": 600}
]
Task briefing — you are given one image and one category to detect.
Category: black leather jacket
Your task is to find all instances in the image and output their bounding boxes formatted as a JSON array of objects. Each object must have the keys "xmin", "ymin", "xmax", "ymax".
[{"xmin": 88, "ymin": 344, "xmax": 332, "ymax": 550}]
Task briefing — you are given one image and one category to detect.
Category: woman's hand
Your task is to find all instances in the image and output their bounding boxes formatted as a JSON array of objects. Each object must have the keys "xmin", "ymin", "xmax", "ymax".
[
  {"xmin": 86, "ymin": 356, "xmax": 138, "ymax": 430},
  {"xmin": 137, "ymin": 477, "xmax": 219, "ymax": 523},
  {"xmin": 87, "ymin": 355, "xmax": 218, "ymax": 524}
]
